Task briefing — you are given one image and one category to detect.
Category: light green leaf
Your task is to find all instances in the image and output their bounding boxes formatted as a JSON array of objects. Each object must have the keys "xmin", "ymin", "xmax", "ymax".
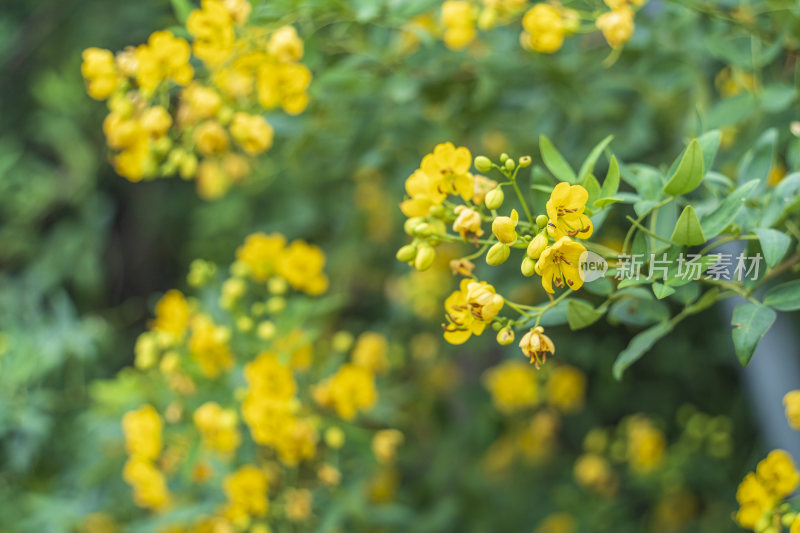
[
  {"xmin": 697, "ymin": 130, "xmax": 722, "ymax": 172},
  {"xmin": 754, "ymin": 228, "xmax": 791, "ymax": 268},
  {"xmin": 760, "ymin": 84, "xmax": 797, "ymax": 113},
  {"xmin": 539, "ymin": 135, "xmax": 576, "ymax": 183},
  {"xmin": 731, "ymin": 303, "xmax": 776, "ymax": 366},
  {"xmin": 613, "ymin": 322, "xmax": 673, "ymax": 379},
  {"xmin": 764, "ymin": 281, "xmax": 800, "ymax": 311},
  {"xmin": 671, "ymin": 205, "xmax": 706, "ymax": 246},
  {"xmin": 706, "ymin": 93, "xmax": 757, "ymax": 129},
  {"xmin": 701, "ymin": 179, "xmax": 759, "ymax": 239},
  {"xmin": 600, "ymin": 155, "xmax": 620, "ymax": 198},
  {"xmin": 170, "ymin": 0, "xmax": 194, "ymax": 22},
  {"xmin": 686, "ymin": 288, "xmax": 720, "ymax": 314},
  {"xmin": 567, "ymin": 299, "xmax": 605, "ymax": 330},
  {"xmin": 664, "ymin": 139, "xmax": 705, "ymax": 195},
  {"xmin": 652, "ymin": 283, "xmax": 676, "ymax": 299},
  {"xmin": 594, "ymin": 197, "xmax": 623, "ymax": 208},
  {"xmin": 578, "ymin": 135, "xmax": 614, "ymax": 184}
]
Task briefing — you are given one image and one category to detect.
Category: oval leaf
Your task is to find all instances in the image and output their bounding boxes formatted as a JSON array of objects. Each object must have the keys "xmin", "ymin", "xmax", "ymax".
[
  {"xmin": 764, "ymin": 281, "xmax": 800, "ymax": 311},
  {"xmin": 567, "ymin": 299, "xmax": 605, "ymax": 330},
  {"xmin": 754, "ymin": 227, "xmax": 791, "ymax": 268},
  {"xmin": 701, "ymin": 179, "xmax": 759, "ymax": 239},
  {"xmin": 612, "ymin": 322, "xmax": 673, "ymax": 380},
  {"xmin": 731, "ymin": 303, "xmax": 776, "ymax": 366},
  {"xmin": 671, "ymin": 205, "xmax": 706, "ymax": 246},
  {"xmin": 539, "ymin": 135, "xmax": 576, "ymax": 183},
  {"xmin": 664, "ymin": 139, "xmax": 705, "ymax": 195}
]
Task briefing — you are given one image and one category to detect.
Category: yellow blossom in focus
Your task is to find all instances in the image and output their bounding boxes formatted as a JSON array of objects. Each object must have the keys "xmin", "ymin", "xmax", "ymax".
[
  {"xmin": 453, "ymin": 206, "xmax": 484, "ymax": 239},
  {"xmin": 596, "ymin": 7, "xmax": 635, "ymax": 49},
  {"xmin": 442, "ymin": 279, "xmax": 503, "ymax": 344},
  {"xmin": 230, "ymin": 112, "xmax": 274, "ymax": 155},
  {"xmin": 122, "ymin": 405, "xmax": 163, "ymax": 461},
  {"xmin": 134, "ymin": 31, "xmax": 193, "ymax": 91},
  {"xmin": 277, "ymin": 240, "xmax": 329, "ymax": 295},
  {"xmin": 483, "ymin": 360, "xmax": 538, "ymax": 414},
  {"xmin": 187, "ymin": 0, "xmax": 236, "ymax": 67},
  {"xmin": 352, "ymin": 332, "xmax": 390, "ymax": 374},
  {"xmin": 420, "ymin": 142, "xmax": 474, "ymax": 201},
  {"xmin": 224, "ymin": 465, "xmax": 269, "ymax": 518},
  {"xmin": 535, "ymin": 237, "xmax": 586, "ymax": 293},
  {"xmin": 236, "ymin": 233, "xmax": 287, "ymax": 281},
  {"xmin": 519, "ymin": 326, "xmax": 555, "ymax": 369},
  {"xmin": 372, "ymin": 429, "xmax": 404, "ymax": 464},
  {"xmin": 81, "ymin": 48, "xmax": 120, "ymax": 100},
  {"xmin": 546, "ymin": 365, "xmax": 586, "ymax": 413},
  {"xmin": 400, "ymin": 169, "xmax": 448, "ymax": 217},
  {"xmin": 313, "ymin": 364, "xmax": 378, "ymax": 420},
  {"xmin": 492, "ymin": 209, "xmax": 518, "ymax": 243},
  {"xmin": 546, "ymin": 182, "xmax": 593, "ymax": 239}
]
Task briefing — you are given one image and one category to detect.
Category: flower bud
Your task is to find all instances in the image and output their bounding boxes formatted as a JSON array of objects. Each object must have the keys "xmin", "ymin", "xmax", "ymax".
[
  {"xmin": 474, "ymin": 155, "xmax": 493, "ymax": 173},
  {"xmin": 504, "ymin": 158, "xmax": 515, "ymax": 171},
  {"xmin": 521, "ymin": 256, "xmax": 536, "ymax": 277},
  {"xmin": 497, "ymin": 327, "xmax": 515, "ymax": 346},
  {"xmin": 536, "ymin": 214, "xmax": 549, "ymax": 229},
  {"xmin": 484, "ymin": 187, "xmax": 504, "ymax": 210},
  {"xmin": 500, "ymin": 153, "xmax": 509, "ymax": 163},
  {"xmin": 404, "ymin": 217, "xmax": 424, "ymax": 235},
  {"xmin": 414, "ymin": 223, "xmax": 433, "ymax": 237},
  {"xmin": 396, "ymin": 244, "xmax": 417, "ymax": 263},
  {"xmin": 519, "ymin": 155, "xmax": 532, "ymax": 167},
  {"xmin": 415, "ymin": 244, "xmax": 436, "ymax": 271},
  {"xmin": 429, "ymin": 205, "xmax": 446, "ymax": 218},
  {"xmin": 492, "ymin": 209, "xmax": 519, "ymax": 244},
  {"xmin": 486, "ymin": 242, "xmax": 510, "ymax": 265},
  {"xmin": 527, "ymin": 232, "xmax": 548, "ymax": 259}
]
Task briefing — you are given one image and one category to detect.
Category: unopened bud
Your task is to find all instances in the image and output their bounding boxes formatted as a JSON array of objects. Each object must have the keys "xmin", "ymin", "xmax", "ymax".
[
  {"xmin": 521, "ymin": 256, "xmax": 536, "ymax": 277},
  {"xmin": 504, "ymin": 159, "xmax": 515, "ymax": 171},
  {"xmin": 500, "ymin": 153, "xmax": 509, "ymax": 163},
  {"xmin": 486, "ymin": 242, "xmax": 510, "ymax": 265},
  {"xmin": 396, "ymin": 244, "xmax": 417, "ymax": 263},
  {"xmin": 474, "ymin": 155, "xmax": 493, "ymax": 173},
  {"xmin": 527, "ymin": 232, "xmax": 548, "ymax": 259},
  {"xmin": 519, "ymin": 156, "xmax": 532, "ymax": 167},
  {"xmin": 415, "ymin": 245, "xmax": 436, "ymax": 271},
  {"xmin": 484, "ymin": 188, "xmax": 504, "ymax": 210},
  {"xmin": 497, "ymin": 327, "xmax": 515, "ymax": 345},
  {"xmin": 536, "ymin": 214, "xmax": 549, "ymax": 229}
]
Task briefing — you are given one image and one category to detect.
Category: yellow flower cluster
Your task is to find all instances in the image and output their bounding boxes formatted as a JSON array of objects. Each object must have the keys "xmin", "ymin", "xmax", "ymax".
[
  {"xmin": 736, "ymin": 450, "xmax": 800, "ymax": 530},
  {"xmin": 81, "ymin": 0, "xmax": 311, "ymax": 198},
  {"xmin": 121, "ymin": 405, "xmax": 171, "ymax": 510},
  {"xmin": 520, "ymin": 2, "xmax": 579, "ymax": 53},
  {"xmin": 441, "ymin": 1, "xmax": 478, "ymax": 50},
  {"xmin": 626, "ymin": 415, "xmax": 665, "ymax": 473},
  {"xmin": 483, "ymin": 360, "xmax": 587, "ymax": 415},
  {"xmin": 112, "ymin": 232, "xmax": 389, "ymax": 530}
]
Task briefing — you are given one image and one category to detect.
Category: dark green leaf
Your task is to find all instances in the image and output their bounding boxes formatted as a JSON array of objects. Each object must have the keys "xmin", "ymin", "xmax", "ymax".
[
  {"xmin": 754, "ymin": 228, "xmax": 791, "ymax": 268},
  {"xmin": 701, "ymin": 179, "xmax": 759, "ymax": 239},
  {"xmin": 731, "ymin": 303, "xmax": 776, "ymax": 366},
  {"xmin": 764, "ymin": 281, "xmax": 800, "ymax": 311},
  {"xmin": 612, "ymin": 322, "xmax": 673, "ymax": 379},
  {"xmin": 578, "ymin": 135, "xmax": 614, "ymax": 184},
  {"xmin": 671, "ymin": 205, "xmax": 706, "ymax": 246},
  {"xmin": 664, "ymin": 139, "xmax": 705, "ymax": 195},
  {"xmin": 652, "ymin": 283, "xmax": 676, "ymax": 299}
]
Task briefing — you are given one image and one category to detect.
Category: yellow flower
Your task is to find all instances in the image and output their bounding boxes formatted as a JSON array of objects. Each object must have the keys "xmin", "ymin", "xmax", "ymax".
[
  {"xmin": 483, "ymin": 360, "xmax": 538, "ymax": 414},
  {"xmin": 194, "ymin": 121, "xmax": 229, "ymax": 156},
  {"xmin": 521, "ymin": 4, "xmax": 565, "ymax": 53},
  {"xmin": 140, "ymin": 106, "xmax": 172, "ymax": 138},
  {"xmin": 535, "ymin": 512, "xmax": 577, "ymax": 533},
  {"xmin": 453, "ymin": 206, "xmax": 484, "ymax": 239},
  {"xmin": 441, "ymin": 1, "xmax": 477, "ymax": 50},
  {"xmin": 518, "ymin": 326, "xmax": 555, "ymax": 369},
  {"xmin": 193, "ymin": 402, "xmax": 241, "ymax": 454},
  {"xmin": 223, "ymin": 0, "xmax": 252, "ymax": 25},
  {"xmin": 313, "ymin": 364, "xmax": 378, "ymax": 420},
  {"xmin": 352, "ymin": 332, "xmax": 390, "ymax": 374},
  {"xmin": 372, "ymin": 429, "xmax": 404, "ymax": 464},
  {"xmin": 236, "ymin": 232, "xmax": 287, "ymax": 281},
  {"xmin": 546, "ymin": 182, "xmax": 593, "ymax": 239},
  {"xmin": 122, "ymin": 405, "xmax": 162, "ymax": 461},
  {"xmin": 736, "ymin": 472, "xmax": 773, "ymax": 529},
  {"xmin": 134, "ymin": 31, "xmax": 193, "ymax": 91},
  {"xmin": 257, "ymin": 62, "xmax": 312, "ymax": 115},
  {"xmin": 224, "ymin": 465, "xmax": 269, "ymax": 517},
  {"xmin": 122, "ymin": 456, "xmax": 171, "ymax": 510},
  {"xmin": 317, "ymin": 464, "xmax": 341, "ymax": 486},
  {"xmin": 472, "ymin": 175, "xmax": 498, "ymax": 205},
  {"xmin": 151, "ymin": 289, "xmax": 190, "ymax": 343},
  {"xmin": 277, "ymin": 240, "xmax": 329, "ymax": 295},
  {"xmin": 757, "ymin": 449, "xmax": 799, "ymax": 498},
  {"xmin": 187, "ymin": 0, "xmax": 235, "ymax": 67},
  {"xmin": 244, "ymin": 351, "xmax": 297, "ymax": 400},
  {"xmin": 179, "ymin": 83, "xmax": 222, "ymax": 124},
  {"xmin": 546, "ymin": 365, "xmax": 586, "ymax": 413},
  {"xmin": 230, "ymin": 112, "xmax": 274, "ymax": 155},
  {"xmin": 267, "ymin": 26, "xmax": 304, "ymax": 63},
  {"xmin": 784, "ymin": 390, "xmax": 800, "ymax": 430},
  {"xmin": 285, "ymin": 488, "xmax": 312, "ymax": 522},
  {"xmin": 527, "ymin": 232, "xmax": 548, "ymax": 259},
  {"xmin": 596, "ymin": 7, "xmax": 635, "ymax": 49},
  {"xmin": 627, "ymin": 415, "xmax": 665, "ymax": 473},
  {"xmin": 535, "ymin": 237, "xmax": 586, "ymax": 293},
  {"xmin": 492, "ymin": 209, "xmax": 518, "ymax": 243},
  {"xmin": 81, "ymin": 48, "xmax": 120, "ymax": 100},
  {"xmin": 400, "ymin": 169, "xmax": 448, "ymax": 218},
  {"xmin": 188, "ymin": 314, "xmax": 234, "ymax": 378},
  {"xmin": 442, "ymin": 279, "xmax": 503, "ymax": 344},
  {"xmin": 574, "ymin": 453, "xmax": 617, "ymax": 496},
  {"xmin": 420, "ymin": 142, "xmax": 474, "ymax": 201},
  {"xmin": 196, "ymin": 159, "xmax": 231, "ymax": 200}
]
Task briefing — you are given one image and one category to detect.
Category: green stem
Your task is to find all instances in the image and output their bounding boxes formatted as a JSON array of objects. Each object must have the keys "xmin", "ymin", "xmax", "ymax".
[
  {"xmin": 697, "ymin": 234, "xmax": 758, "ymax": 256},
  {"xmin": 622, "ymin": 197, "xmax": 674, "ymax": 254},
  {"xmin": 511, "ymin": 178, "xmax": 535, "ymax": 226}
]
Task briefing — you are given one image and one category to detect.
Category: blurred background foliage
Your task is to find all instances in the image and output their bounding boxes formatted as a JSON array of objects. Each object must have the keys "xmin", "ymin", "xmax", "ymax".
[{"xmin": 1, "ymin": 0, "xmax": 799, "ymax": 531}]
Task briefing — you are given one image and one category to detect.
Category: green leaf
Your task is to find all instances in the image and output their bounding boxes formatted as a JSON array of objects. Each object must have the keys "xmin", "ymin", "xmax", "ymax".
[
  {"xmin": 754, "ymin": 228, "xmax": 791, "ymax": 268},
  {"xmin": 764, "ymin": 281, "xmax": 800, "ymax": 311},
  {"xmin": 760, "ymin": 84, "xmax": 797, "ymax": 113},
  {"xmin": 593, "ymin": 197, "xmax": 623, "ymax": 208},
  {"xmin": 664, "ymin": 140, "xmax": 705, "ymax": 195},
  {"xmin": 567, "ymin": 299, "xmax": 605, "ymax": 330},
  {"xmin": 600, "ymin": 155, "xmax": 620, "ymax": 198},
  {"xmin": 608, "ymin": 297, "xmax": 669, "ymax": 327},
  {"xmin": 578, "ymin": 135, "xmax": 614, "ymax": 184},
  {"xmin": 612, "ymin": 322, "xmax": 673, "ymax": 379},
  {"xmin": 697, "ymin": 130, "xmax": 722, "ymax": 172},
  {"xmin": 170, "ymin": 0, "xmax": 194, "ymax": 22},
  {"xmin": 685, "ymin": 288, "xmax": 720, "ymax": 314},
  {"xmin": 652, "ymin": 283, "xmax": 676, "ymax": 299},
  {"xmin": 701, "ymin": 179, "xmax": 760, "ymax": 239},
  {"xmin": 738, "ymin": 128, "xmax": 777, "ymax": 188},
  {"xmin": 706, "ymin": 93, "xmax": 757, "ymax": 129},
  {"xmin": 731, "ymin": 303, "xmax": 776, "ymax": 366},
  {"xmin": 539, "ymin": 135, "xmax": 576, "ymax": 183},
  {"xmin": 671, "ymin": 205, "xmax": 706, "ymax": 246}
]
